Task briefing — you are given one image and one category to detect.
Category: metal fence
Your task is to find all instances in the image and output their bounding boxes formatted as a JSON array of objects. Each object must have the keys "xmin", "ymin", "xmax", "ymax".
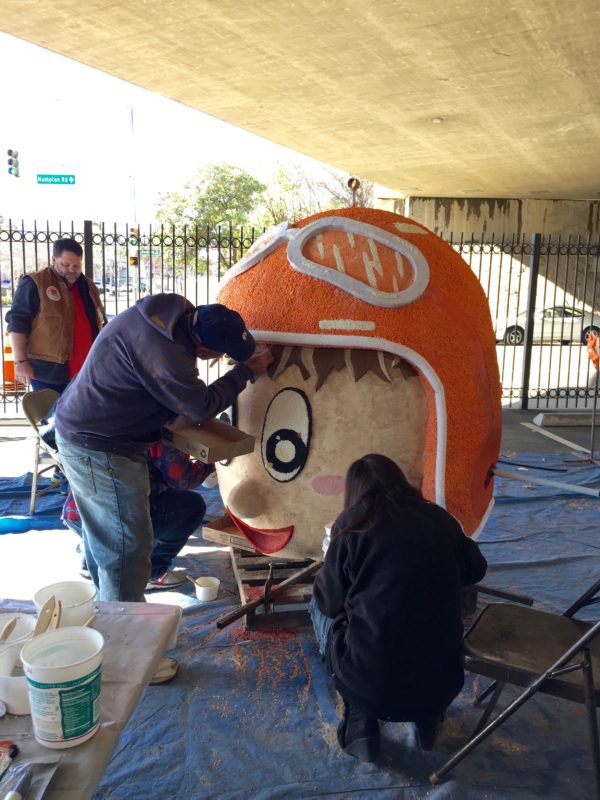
[
  {"xmin": 452, "ymin": 232, "xmax": 600, "ymax": 409},
  {"xmin": 1, "ymin": 220, "xmax": 599, "ymax": 414}
]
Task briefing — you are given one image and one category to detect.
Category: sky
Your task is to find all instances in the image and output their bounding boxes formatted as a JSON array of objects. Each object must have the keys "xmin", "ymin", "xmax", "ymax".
[{"xmin": 0, "ymin": 32, "xmax": 353, "ymax": 226}]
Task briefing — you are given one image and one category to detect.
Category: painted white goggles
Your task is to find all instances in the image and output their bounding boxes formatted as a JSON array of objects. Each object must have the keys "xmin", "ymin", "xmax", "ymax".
[{"xmin": 220, "ymin": 217, "xmax": 430, "ymax": 308}]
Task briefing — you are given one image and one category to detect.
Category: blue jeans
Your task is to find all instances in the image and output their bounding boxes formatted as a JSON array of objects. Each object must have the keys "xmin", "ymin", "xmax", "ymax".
[
  {"xmin": 148, "ymin": 488, "xmax": 206, "ymax": 577},
  {"xmin": 30, "ymin": 379, "xmax": 68, "ymax": 393},
  {"xmin": 309, "ymin": 595, "xmax": 335, "ymax": 658},
  {"xmin": 65, "ymin": 488, "xmax": 206, "ymax": 580},
  {"xmin": 55, "ymin": 432, "xmax": 152, "ymax": 602}
]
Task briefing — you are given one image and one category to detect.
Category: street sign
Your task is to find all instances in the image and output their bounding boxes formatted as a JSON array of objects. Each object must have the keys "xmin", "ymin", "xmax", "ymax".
[
  {"xmin": 140, "ymin": 247, "xmax": 161, "ymax": 257},
  {"xmin": 37, "ymin": 174, "xmax": 76, "ymax": 185}
]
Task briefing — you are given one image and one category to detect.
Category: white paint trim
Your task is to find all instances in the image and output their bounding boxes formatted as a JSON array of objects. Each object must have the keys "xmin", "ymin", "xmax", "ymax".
[
  {"xmin": 318, "ymin": 319, "xmax": 376, "ymax": 331},
  {"xmin": 219, "ymin": 221, "xmax": 291, "ymax": 287},
  {"xmin": 393, "ymin": 222, "xmax": 428, "ymax": 235},
  {"xmin": 287, "ymin": 217, "xmax": 430, "ymax": 308},
  {"xmin": 470, "ymin": 497, "xmax": 495, "ymax": 540},
  {"xmin": 218, "ymin": 216, "xmax": 431, "ymax": 308},
  {"xmin": 250, "ymin": 329, "xmax": 447, "ymax": 507}
]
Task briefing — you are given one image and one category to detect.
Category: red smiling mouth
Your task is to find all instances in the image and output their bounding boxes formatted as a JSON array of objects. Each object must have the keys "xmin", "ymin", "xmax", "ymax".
[{"xmin": 226, "ymin": 509, "xmax": 293, "ymax": 554}]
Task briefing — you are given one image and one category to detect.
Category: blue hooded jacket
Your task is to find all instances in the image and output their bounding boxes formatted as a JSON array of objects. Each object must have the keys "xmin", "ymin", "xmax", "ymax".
[{"xmin": 54, "ymin": 293, "xmax": 252, "ymax": 456}]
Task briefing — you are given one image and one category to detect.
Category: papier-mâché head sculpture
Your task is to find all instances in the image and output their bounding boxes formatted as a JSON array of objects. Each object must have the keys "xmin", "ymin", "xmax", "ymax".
[{"xmin": 216, "ymin": 207, "xmax": 501, "ymax": 560}]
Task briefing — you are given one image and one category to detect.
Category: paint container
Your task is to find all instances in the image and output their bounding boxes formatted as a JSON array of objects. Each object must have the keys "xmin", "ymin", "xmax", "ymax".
[
  {"xmin": 194, "ymin": 576, "xmax": 220, "ymax": 602},
  {"xmin": 0, "ymin": 614, "xmax": 35, "ymax": 655},
  {"xmin": 21, "ymin": 627, "xmax": 104, "ymax": 749},
  {"xmin": 33, "ymin": 581, "xmax": 96, "ymax": 627},
  {"xmin": 0, "ymin": 641, "xmax": 30, "ymax": 715}
]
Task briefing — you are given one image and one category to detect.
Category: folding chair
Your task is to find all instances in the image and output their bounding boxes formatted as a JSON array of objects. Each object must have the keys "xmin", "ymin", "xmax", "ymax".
[
  {"xmin": 21, "ymin": 388, "xmax": 61, "ymax": 515},
  {"xmin": 430, "ymin": 578, "xmax": 600, "ymax": 798}
]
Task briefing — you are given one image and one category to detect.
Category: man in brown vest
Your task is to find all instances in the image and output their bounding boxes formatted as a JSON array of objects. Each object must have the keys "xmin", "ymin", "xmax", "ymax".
[{"xmin": 7, "ymin": 238, "xmax": 105, "ymax": 393}]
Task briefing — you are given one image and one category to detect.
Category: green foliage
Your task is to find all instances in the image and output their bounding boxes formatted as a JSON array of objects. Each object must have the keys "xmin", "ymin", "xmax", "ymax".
[
  {"xmin": 254, "ymin": 164, "xmax": 375, "ymax": 228},
  {"xmin": 155, "ymin": 164, "xmax": 266, "ymax": 233}
]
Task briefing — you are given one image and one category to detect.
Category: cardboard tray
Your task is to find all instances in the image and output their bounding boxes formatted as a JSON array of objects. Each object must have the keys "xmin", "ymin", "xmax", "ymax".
[
  {"xmin": 162, "ymin": 416, "xmax": 255, "ymax": 464},
  {"xmin": 202, "ymin": 515, "xmax": 258, "ymax": 552}
]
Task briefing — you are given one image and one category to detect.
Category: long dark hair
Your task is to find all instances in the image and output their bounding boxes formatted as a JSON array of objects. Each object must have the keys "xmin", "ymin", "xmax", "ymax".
[{"xmin": 336, "ymin": 454, "xmax": 426, "ymax": 538}]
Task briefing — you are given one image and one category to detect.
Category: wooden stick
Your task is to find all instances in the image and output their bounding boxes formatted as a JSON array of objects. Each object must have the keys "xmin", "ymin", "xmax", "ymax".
[
  {"xmin": 0, "ymin": 617, "xmax": 17, "ymax": 643},
  {"xmin": 216, "ymin": 560, "xmax": 322, "ymax": 629},
  {"xmin": 464, "ymin": 583, "xmax": 534, "ymax": 606}
]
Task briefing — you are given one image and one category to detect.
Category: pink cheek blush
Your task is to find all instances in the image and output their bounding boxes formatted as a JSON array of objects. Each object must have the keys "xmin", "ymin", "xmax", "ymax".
[{"xmin": 310, "ymin": 475, "xmax": 345, "ymax": 496}]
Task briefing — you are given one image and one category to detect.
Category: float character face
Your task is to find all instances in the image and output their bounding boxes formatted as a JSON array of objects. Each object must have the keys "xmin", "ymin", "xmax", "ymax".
[
  {"xmin": 216, "ymin": 346, "xmax": 428, "ymax": 559},
  {"xmin": 217, "ymin": 207, "xmax": 502, "ymax": 551}
]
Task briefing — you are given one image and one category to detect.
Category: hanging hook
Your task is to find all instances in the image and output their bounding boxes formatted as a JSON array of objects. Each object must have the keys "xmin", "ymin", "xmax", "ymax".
[{"xmin": 347, "ymin": 177, "xmax": 361, "ymax": 207}]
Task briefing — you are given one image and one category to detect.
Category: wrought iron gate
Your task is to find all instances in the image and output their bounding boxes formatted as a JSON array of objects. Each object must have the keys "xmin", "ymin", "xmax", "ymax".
[{"xmin": 1, "ymin": 220, "xmax": 599, "ymax": 413}]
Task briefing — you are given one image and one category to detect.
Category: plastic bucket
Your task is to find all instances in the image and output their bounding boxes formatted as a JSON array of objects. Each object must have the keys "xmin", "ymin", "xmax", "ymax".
[
  {"xmin": 21, "ymin": 627, "xmax": 104, "ymax": 749},
  {"xmin": 194, "ymin": 576, "xmax": 220, "ymax": 601},
  {"xmin": 33, "ymin": 581, "xmax": 96, "ymax": 627},
  {"xmin": 0, "ymin": 613, "xmax": 35, "ymax": 655},
  {"xmin": 0, "ymin": 639, "xmax": 29, "ymax": 715}
]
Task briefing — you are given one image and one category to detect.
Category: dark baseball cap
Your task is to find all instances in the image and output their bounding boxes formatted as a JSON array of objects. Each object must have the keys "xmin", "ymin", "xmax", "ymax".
[{"xmin": 192, "ymin": 303, "xmax": 256, "ymax": 362}]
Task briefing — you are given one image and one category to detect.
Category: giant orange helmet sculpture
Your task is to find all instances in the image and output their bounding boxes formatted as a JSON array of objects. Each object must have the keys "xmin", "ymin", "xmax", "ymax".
[{"xmin": 217, "ymin": 207, "xmax": 501, "ymax": 560}]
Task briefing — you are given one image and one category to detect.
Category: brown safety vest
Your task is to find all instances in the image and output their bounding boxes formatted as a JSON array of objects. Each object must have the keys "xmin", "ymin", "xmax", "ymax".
[{"xmin": 27, "ymin": 267, "xmax": 104, "ymax": 363}]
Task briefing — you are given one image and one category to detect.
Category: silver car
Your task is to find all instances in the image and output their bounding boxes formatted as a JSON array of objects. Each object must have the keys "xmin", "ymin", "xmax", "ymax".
[{"xmin": 496, "ymin": 306, "xmax": 599, "ymax": 345}]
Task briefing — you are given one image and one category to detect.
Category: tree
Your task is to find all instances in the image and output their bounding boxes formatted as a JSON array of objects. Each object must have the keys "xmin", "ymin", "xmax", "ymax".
[
  {"xmin": 320, "ymin": 171, "xmax": 375, "ymax": 210},
  {"xmin": 255, "ymin": 163, "xmax": 330, "ymax": 227},
  {"xmin": 155, "ymin": 164, "xmax": 266, "ymax": 233},
  {"xmin": 155, "ymin": 164, "xmax": 267, "ymax": 273},
  {"xmin": 254, "ymin": 164, "xmax": 375, "ymax": 228}
]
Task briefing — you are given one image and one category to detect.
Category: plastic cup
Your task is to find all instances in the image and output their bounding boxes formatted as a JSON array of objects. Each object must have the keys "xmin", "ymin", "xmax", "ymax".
[
  {"xmin": 194, "ymin": 576, "xmax": 220, "ymax": 601},
  {"xmin": 33, "ymin": 581, "xmax": 97, "ymax": 627}
]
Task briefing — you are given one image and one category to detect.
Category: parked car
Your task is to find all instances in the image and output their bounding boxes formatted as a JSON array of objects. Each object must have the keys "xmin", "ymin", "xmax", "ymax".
[
  {"xmin": 496, "ymin": 306, "xmax": 600, "ymax": 345},
  {"xmin": 93, "ymin": 279, "xmax": 117, "ymax": 296}
]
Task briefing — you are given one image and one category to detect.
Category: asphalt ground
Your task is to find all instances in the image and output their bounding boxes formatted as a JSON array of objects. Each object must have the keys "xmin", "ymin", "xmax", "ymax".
[{"xmin": 500, "ymin": 409, "xmax": 598, "ymax": 458}]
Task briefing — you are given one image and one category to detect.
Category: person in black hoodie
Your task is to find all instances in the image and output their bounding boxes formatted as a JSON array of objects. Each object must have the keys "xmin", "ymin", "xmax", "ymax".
[{"xmin": 310, "ymin": 453, "xmax": 487, "ymax": 762}]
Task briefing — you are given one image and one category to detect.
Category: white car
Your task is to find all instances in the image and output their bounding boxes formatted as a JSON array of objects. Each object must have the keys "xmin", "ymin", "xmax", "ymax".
[{"xmin": 496, "ymin": 306, "xmax": 599, "ymax": 345}]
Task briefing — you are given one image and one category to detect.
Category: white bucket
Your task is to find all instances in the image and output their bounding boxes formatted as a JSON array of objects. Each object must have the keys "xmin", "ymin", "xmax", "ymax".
[
  {"xmin": 194, "ymin": 576, "xmax": 220, "ymax": 601},
  {"xmin": 0, "ymin": 613, "xmax": 36, "ymax": 655},
  {"xmin": 21, "ymin": 627, "xmax": 104, "ymax": 749},
  {"xmin": 0, "ymin": 639, "xmax": 30, "ymax": 715},
  {"xmin": 33, "ymin": 581, "xmax": 96, "ymax": 627}
]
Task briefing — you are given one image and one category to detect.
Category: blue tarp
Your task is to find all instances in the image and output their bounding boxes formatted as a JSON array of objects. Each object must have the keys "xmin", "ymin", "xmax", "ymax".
[
  {"xmin": 0, "ymin": 475, "xmax": 224, "ymax": 534},
  {"xmin": 87, "ymin": 452, "xmax": 600, "ymax": 799},
  {"xmin": 0, "ymin": 473, "xmax": 65, "ymax": 532}
]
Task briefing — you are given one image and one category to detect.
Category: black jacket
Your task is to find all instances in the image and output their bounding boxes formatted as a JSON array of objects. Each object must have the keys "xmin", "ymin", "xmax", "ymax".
[{"xmin": 312, "ymin": 501, "xmax": 487, "ymax": 721}]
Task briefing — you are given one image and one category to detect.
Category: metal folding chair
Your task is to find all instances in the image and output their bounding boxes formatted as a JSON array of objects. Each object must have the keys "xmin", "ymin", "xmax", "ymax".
[
  {"xmin": 430, "ymin": 579, "xmax": 600, "ymax": 798},
  {"xmin": 21, "ymin": 389, "xmax": 61, "ymax": 515}
]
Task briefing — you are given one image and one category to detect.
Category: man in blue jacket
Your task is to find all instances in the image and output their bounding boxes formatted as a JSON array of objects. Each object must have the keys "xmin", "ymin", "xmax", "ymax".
[{"xmin": 54, "ymin": 293, "xmax": 272, "ymax": 603}]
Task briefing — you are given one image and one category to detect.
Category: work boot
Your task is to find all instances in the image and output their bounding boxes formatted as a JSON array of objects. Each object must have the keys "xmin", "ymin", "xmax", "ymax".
[
  {"xmin": 414, "ymin": 713, "xmax": 444, "ymax": 751},
  {"xmin": 337, "ymin": 701, "xmax": 380, "ymax": 762}
]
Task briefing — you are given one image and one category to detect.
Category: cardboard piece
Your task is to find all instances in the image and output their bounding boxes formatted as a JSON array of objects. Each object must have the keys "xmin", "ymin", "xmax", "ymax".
[
  {"xmin": 202, "ymin": 515, "xmax": 258, "ymax": 552},
  {"xmin": 162, "ymin": 417, "xmax": 255, "ymax": 464}
]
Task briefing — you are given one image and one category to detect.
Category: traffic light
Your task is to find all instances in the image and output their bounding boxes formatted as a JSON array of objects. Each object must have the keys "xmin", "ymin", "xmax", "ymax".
[
  {"xmin": 7, "ymin": 149, "xmax": 19, "ymax": 177},
  {"xmin": 128, "ymin": 225, "xmax": 138, "ymax": 246},
  {"xmin": 129, "ymin": 256, "xmax": 139, "ymax": 267}
]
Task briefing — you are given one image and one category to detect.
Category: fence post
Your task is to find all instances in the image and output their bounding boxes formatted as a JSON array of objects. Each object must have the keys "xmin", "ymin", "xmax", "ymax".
[
  {"xmin": 520, "ymin": 232, "xmax": 542, "ymax": 410},
  {"xmin": 83, "ymin": 220, "xmax": 94, "ymax": 279}
]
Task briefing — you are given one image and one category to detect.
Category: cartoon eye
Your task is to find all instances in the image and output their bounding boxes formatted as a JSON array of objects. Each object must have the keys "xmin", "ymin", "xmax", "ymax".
[{"xmin": 261, "ymin": 388, "xmax": 312, "ymax": 482}]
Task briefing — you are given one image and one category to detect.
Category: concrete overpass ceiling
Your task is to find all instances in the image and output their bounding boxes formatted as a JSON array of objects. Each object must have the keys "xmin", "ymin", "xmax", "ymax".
[{"xmin": 3, "ymin": 0, "xmax": 600, "ymax": 199}]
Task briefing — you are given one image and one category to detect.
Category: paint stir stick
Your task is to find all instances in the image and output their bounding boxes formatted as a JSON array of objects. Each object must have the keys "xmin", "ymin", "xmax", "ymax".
[{"xmin": 0, "ymin": 617, "xmax": 17, "ymax": 643}]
